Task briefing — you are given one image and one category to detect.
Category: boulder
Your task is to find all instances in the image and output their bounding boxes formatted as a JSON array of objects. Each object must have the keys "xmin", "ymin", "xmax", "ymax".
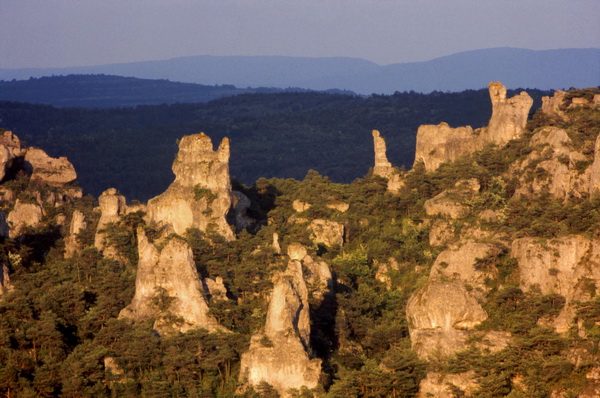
[
  {"xmin": 292, "ymin": 200, "xmax": 311, "ymax": 213},
  {"xmin": 146, "ymin": 133, "xmax": 234, "ymax": 240},
  {"xmin": 24, "ymin": 147, "xmax": 77, "ymax": 186},
  {"xmin": 326, "ymin": 200, "xmax": 349, "ymax": 213},
  {"xmin": 119, "ymin": 227, "xmax": 227, "ymax": 334}
]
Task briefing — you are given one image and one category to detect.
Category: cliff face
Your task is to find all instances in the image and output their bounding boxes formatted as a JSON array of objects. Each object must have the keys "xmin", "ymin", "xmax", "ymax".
[
  {"xmin": 239, "ymin": 244, "xmax": 321, "ymax": 397},
  {"xmin": 119, "ymin": 227, "xmax": 226, "ymax": 334},
  {"xmin": 413, "ymin": 82, "xmax": 533, "ymax": 172},
  {"xmin": 146, "ymin": 133, "xmax": 234, "ymax": 240}
]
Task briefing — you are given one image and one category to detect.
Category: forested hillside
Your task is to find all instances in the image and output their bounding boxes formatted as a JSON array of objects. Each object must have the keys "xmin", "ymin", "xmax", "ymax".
[
  {"xmin": 0, "ymin": 87, "xmax": 598, "ymax": 397},
  {"xmin": 0, "ymin": 88, "xmax": 551, "ymax": 201}
]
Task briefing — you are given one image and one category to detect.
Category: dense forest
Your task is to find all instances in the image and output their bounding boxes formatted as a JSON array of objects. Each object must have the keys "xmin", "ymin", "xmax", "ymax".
[
  {"xmin": 0, "ymin": 90, "xmax": 599, "ymax": 396},
  {"xmin": 0, "ymin": 87, "xmax": 551, "ymax": 201}
]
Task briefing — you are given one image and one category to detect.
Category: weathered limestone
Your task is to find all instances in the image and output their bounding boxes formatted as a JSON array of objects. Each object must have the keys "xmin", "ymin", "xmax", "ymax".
[
  {"xmin": 146, "ymin": 133, "xmax": 234, "ymax": 240},
  {"xmin": 65, "ymin": 210, "xmax": 87, "ymax": 258},
  {"xmin": 309, "ymin": 219, "xmax": 344, "ymax": 248},
  {"xmin": 326, "ymin": 200, "xmax": 349, "ymax": 213},
  {"xmin": 24, "ymin": 147, "xmax": 77, "ymax": 186},
  {"xmin": 372, "ymin": 130, "xmax": 404, "ymax": 192},
  {"xmin": 429, "ymin": 240, "xmax": 500, "ymax": 292},
  {"xmin": 511, "ymin": 127, "xmax": 589, "ymax": 201},
  {"xmin": 239, "ymin": 247, "xmax": 321, "ymax": 396},
  {"xmin": 94, "ymin": 188, "xmax": 127, "ymax": 253},
  {"xmin": 0, "ymin": 263, "xmax": 11, "ymax": 295},
  {"xmin": 414, "ymin": 83, "xmax": 533, "ymax": 172},
  {"xmin": 203, "ymin": 276, "xmax": 229, "ymax": 302},
  {"xmin": 484, "ymin": 82, "xmax": 533, "ymax": 144},
  {"xmin": 374, "ymin": 257, "xmax": 400, "ymax": 290},
  {"xmin": 287, "ymin": 243, "xmax": 333, "ymax": 301},
  {"xmin": 120, "ymin": 227, "xmax": 227, "ymax": 334},
  {"xmin": 541, "ymin": 90, "xmax": 567, "ymax": 120},
  {"xmin": 292, "ymin": 200, "xmax": 311, "ymax": 213},
  {"xmin": 424, "ymin": 179, "xmax": 480, "ymax": 219},
  {"xmin": 0, "ymin": 131, "xmax": 23, "ymax": 181},
  {"xmin": 512, "ymin": 235, "xmax": 600, "ymax": 332},
  {"xmin": 589, "ymin": 133, "xmax": 600, "ymax": 196},
  {"xmin": 406, "ymin": 280, "xmax": 488, "ymax": 359},
  {"xmin": 7, "ymin": 199, "xmax": 43, "ymax": 238}
]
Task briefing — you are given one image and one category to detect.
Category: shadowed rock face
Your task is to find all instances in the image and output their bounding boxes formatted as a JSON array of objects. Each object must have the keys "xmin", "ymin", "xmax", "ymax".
[
  {"xmin": 146, "ymin": 133, "xmax": 234, "ymax": 240},
  {"xmin": 0, "ymin": 131, "xmax": 22, "ymax": 182},
  {"xmin": 239, "ymin": 245, "xmax": 321, "ymax": 397},
  {"xmin": 414, "ymin": 82, "xmax": 533, "ymax": 172},
  {"xmin": 119, "ymin": 227, "xmax": 227, "ymax": 334}
]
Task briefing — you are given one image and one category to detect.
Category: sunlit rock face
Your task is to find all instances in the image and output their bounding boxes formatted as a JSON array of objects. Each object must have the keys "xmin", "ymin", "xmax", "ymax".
[
  {"xmin": 372, "ymin": 129, "xmax": 404, "ymax": 192},
  {"xmin": 414, "ymin": 82, "xmax": 533, "ymax": 172},
  {"xmin": 146, "ymin": 133, "xmax": 234, "ymax": 240},
  {"xmin": 7, "ymin": 199, "xmax": 43, "ymax": 238},
  {"xmin": 24, "ymin": 148, "xmax": 77, "ymax": 186},
  {"xmin": 119, "ymin": 227, "xmax": 227, "ymax": 334},
  {"xmin": 512, "ymin": 235, "xmax": 600, "ymax": 332},
  {"xmin": 64, "ymin": 210, "xmax": 87, "ymax": 258},
  {"xmin": 94, "ymin": 188, "xmax": 127, "ymax": 255},
  {"xmin": 239, "ymin": 245, "xmax": 321, "ymax": 397},
  {"xmin": 309, "ymin": 219, "xmax": 344, "ymax": 248}
]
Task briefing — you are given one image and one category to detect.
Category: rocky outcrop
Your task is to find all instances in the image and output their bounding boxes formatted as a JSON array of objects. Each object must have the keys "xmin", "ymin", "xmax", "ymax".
[
  {"xmin": 406, "ymin": 280, "xmax": 488, "ymax": 359},
  {"xmin": 0, "ymin": 263, "xmax": 11, "ymax": 295},
  {"xmin": 374, "ymin": 257, "xmax": 400, "ymax": 290},
  {"xmin": 414, "ymin": 83, "xmax": 533, "ymax": 172},
  {"xmin": 372, "ymin": 130, "xmax": 403, "ymax": 192},
  {"xmin": 94, "ymin": 188, "xmax": 127, "ymax": 253},
  {"xmin": 541, "ymin": 90, "xmax": 567, "ymax": 120},
  {"xmin": 484, "ymin": 82, "xmax": 533, "ymax": 144},
  {"xmin": 512, "ymin": 235, "xmax": 600, "ymax": 332},
  {"xmin": 231, "ymin": 191, "xmax": 255, "ymax": 232},
  {"xmin": 0, "ymin": 131, "xmax": 22, "ymax": 182},
  {"xmin": 146, "ymin": 133, "xmax": 234, "ymax": 240},
  {"xmin": 64, "ymin": 210, "xmax": 87, "ymax": 258},
  {"xmin": 120, "ymin": 227, "xmax": 226, "ymax": 334},
  {"xmin": 287, "ymin": 243, "xmax": 332, "ymax": 301},
  {"xmin": 309, "ymin": 219, "xmax": 344, "ymax": 248},
  {"xmin": 203, "ymin": 276, "xmax": 228, "ymax": 302},
  {"xmin": 424, "ymin": 179, "xmax": 480, "ymax": 219},
  {"xmin": 239, "ymin": 246, "xmax": 321, "ymax": 396},
  {"xmin": 429, "ymin": 240, "xmax": 500, "ymax": 292},
  {"xmin": 326, "ymin": 200, "xmax": 349, "ymax": 213},
  {"xmin": 292, "ymin": 200, "xmax": 311, "ymax": 213},
  {"xmin": 511, "ymin": 127, "xmax": 589, "ymax": 201},
  {"xmin": 7, "ymin": 200, "xmax": 43, "ymax": 238},
  {"xmin": 589, "ymin": 133, "xmax": 600, "ymax": 196},
  {"xmin": 24, "ymin": 148, "xmax": 77, "ymax": 186}
]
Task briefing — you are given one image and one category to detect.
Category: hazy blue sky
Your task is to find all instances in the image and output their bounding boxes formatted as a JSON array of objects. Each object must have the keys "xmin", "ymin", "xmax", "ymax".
[{"xmin": 1, "ymin": 0, "xmax": 599, "ymax": 68}]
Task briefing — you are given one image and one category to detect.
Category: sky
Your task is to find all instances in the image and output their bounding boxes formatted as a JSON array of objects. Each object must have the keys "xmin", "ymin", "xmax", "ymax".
[{"xmin": 1, "ymin": 0, "xmax": 599, "ymax": 69}]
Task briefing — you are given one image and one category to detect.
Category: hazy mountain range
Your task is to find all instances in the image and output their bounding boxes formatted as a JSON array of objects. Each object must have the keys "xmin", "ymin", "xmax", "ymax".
[{"xmin": 1, "ymin": 47, "xmax": 598, "ymax": 95}]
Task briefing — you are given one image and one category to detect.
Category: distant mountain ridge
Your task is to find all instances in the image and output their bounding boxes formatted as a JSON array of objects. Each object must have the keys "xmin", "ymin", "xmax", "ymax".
[{"xmin": 1, "ymin": 48, "xmax": 598, "ymax": 94}]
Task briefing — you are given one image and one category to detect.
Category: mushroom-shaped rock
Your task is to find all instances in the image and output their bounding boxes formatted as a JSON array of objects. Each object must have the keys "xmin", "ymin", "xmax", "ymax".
[
  {"xmin": 239, "ymin": 255, "xmax": 321, "ymax": 396},
  {"xmin": 146, "ymin": 133, "xmax": 234, "ymax": 240},
  {"xmin": 24, "ymin": 147, "xmax": 77, "ymax": 186},
  {"xmin": 119, "ymin": 227, "xmax": 227, "ymax": 334}
]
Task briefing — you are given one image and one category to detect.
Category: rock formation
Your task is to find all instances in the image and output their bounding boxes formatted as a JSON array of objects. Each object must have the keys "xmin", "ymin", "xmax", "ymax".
[
  {"xmin": 0, "ymin": 131, "xmax": 22, "ymax": 181},
  {"xmin": 120, "ymin": 227, "xmax": 227, "ymax": 334},
  {"xmin": 424, "ymin": 179, "xmax": 480, "ymax": 219},
  {"xmin": 7, "ymin": 199, "xmax": 43, "ymax": 238},
  {"xmin": 24, "ymin": 148, "xmax": 77, "ymax": 186},
  {"xmin": 484, "ymin": 82, "xmax": 533, "ymax": 144},
  {"xmin": 0, "ymin": 263, "xmax": 11, "ymax": 295},
  {"xmin": 292, "ymin": 200, "xmax": 311, "ymax": 213},
  {"xmin": 94, "ymin": 188, "xmax": 127, "ymax": 254},
  {"xmin": 417, "ymin": 371, "xmax": 477, "ymax": 398},
  {"xmin": 414, "ymin": 82, "xmax": 533, "ymax": 172},
  {"xmin": 541, "ymin": 90, "xmax": 568, "ymax": 120},
  {"xmin": 239, "ymin": 244, "xmax": 321, "ymax": 396},
  {"xmin": 406, "ymin": 280, "xmax": 488, "ymax": 359},
  {"xmin": 203, "ymin": 276, "xmax": 229, "ymax": 302},
  {"xmin": 589, "ymin": 133, "xmax": 600, "ymax": 197},
  {"xmin": 146, "ymin": 133, "xmax": 234, "ymax": 240},
  {"xmin": 64, "ymin": 210, "xmax": 87, "ymax": 258},
  {"xmin": 512, "ymin": 235, "xmax": 600, "ymax": 332},
  {"xmin": 511, "ymin": 127, "xmax": 589, "ymax": 201},
  {"xmin": 372, "ymin": 130, "xmax": 404, "ymax": 192},
  {"xmin": 309, "ymin": 219, "xmax": 344, "ymax": 248}
]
